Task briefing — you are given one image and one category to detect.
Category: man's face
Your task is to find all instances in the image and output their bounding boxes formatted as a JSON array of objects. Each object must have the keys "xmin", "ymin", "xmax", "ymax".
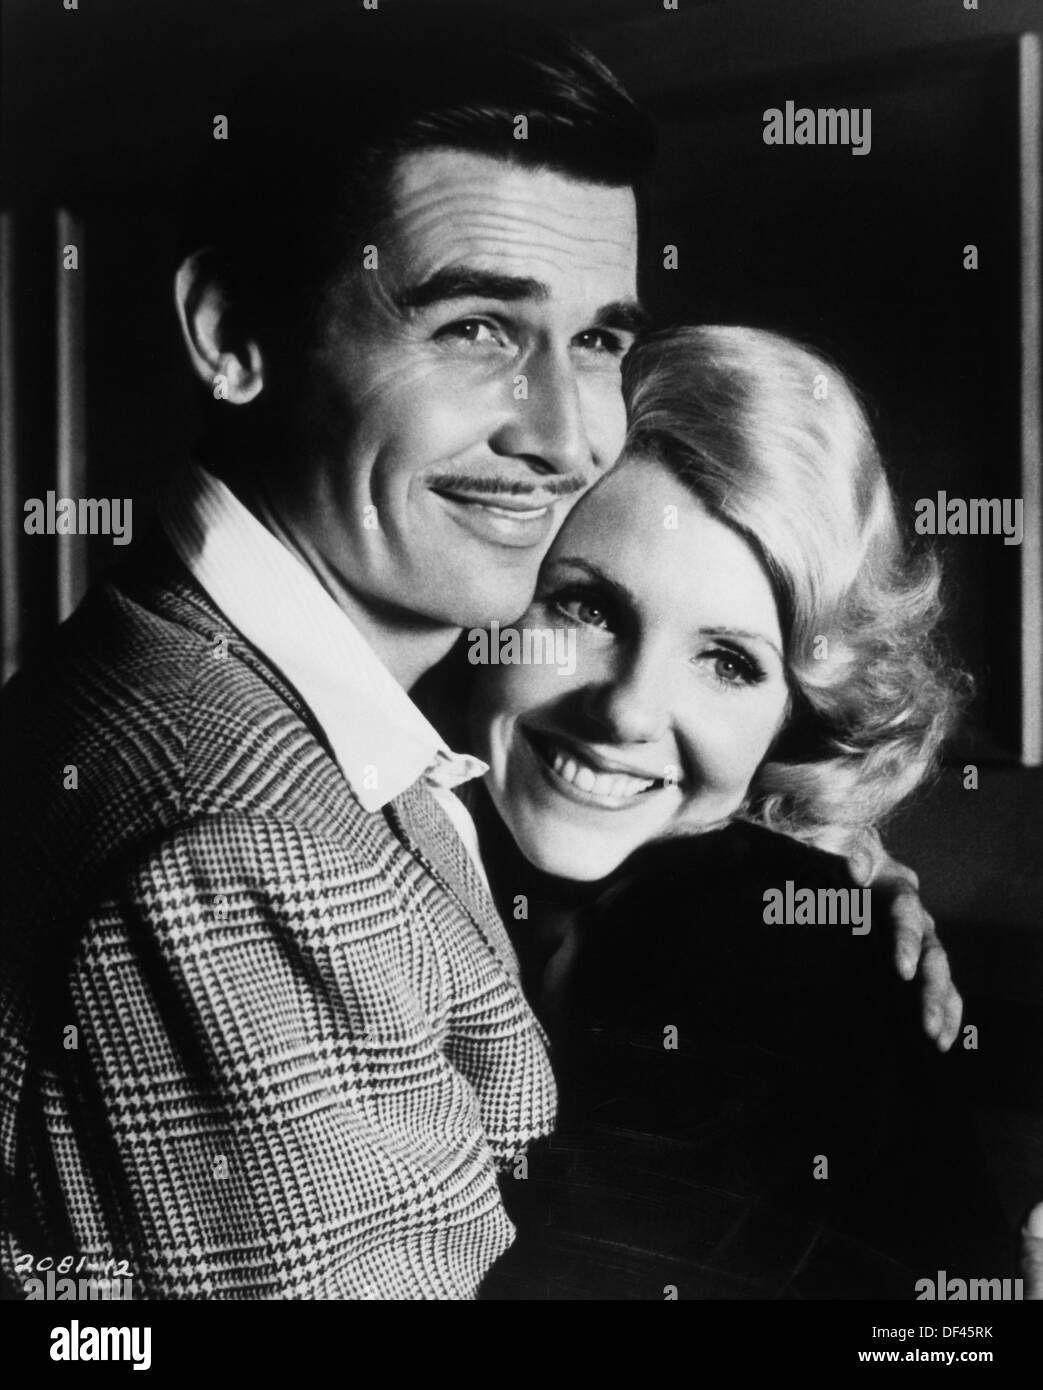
[{"xmin": 271, "ymin": 149, "xmax": 640, "ymax": 633}]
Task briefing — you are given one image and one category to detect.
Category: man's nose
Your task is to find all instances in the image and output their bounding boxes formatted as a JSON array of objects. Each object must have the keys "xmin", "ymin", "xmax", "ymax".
[
  {"xmin": 491, "ymin": 348, "xmax": 593, "ymax": 477},
  {"xmin": 581, "ymin": 649, "xmax": 672, "ymax": 746}
]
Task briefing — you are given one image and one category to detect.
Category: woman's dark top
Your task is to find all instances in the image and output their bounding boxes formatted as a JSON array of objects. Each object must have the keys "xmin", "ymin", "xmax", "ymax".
[{"xmin": 473, "ymin": 795, "xmax": 1009, "ymax": 1300}]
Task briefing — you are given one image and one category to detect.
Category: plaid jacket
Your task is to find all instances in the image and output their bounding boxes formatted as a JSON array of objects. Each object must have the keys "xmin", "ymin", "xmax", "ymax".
[{"xmin": 0, "ymin": 539, "xmax": 556, "ymax": 1300}]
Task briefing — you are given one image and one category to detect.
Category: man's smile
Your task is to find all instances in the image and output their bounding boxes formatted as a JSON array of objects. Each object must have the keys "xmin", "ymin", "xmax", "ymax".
[{"xmin": 429, "ymin": 485, "xmax": 564, "ymax": 547}]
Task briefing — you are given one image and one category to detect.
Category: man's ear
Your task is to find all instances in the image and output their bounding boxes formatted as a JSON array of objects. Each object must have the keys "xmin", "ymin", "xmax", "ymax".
[{"xmin": 174, "ymin": 250, "xmax": 264, "ymax": 404}]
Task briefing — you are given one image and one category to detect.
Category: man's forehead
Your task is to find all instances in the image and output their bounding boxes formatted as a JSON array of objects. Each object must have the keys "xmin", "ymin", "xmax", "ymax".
[{"xmin": 383, "ymin": 148, "xmax": 639, "ymax": 294}]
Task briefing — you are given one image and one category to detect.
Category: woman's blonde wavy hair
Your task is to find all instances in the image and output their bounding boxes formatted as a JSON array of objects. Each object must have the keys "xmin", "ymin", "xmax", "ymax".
[{"xmin": 621, "ymin": 324, "xmax": 964, "ymax": 846}]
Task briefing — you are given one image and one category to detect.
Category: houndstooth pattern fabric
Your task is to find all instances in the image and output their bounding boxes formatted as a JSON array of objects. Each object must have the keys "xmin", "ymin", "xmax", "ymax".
[{"xmin": 0, "ymin": 536, "xmax": 556, "ymax": 1300}]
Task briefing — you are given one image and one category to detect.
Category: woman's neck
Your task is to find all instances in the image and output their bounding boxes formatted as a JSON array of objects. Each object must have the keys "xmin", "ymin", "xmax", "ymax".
[{"xmin": 470, "ymin": 781, "xmax": 615, "ymax": 919}]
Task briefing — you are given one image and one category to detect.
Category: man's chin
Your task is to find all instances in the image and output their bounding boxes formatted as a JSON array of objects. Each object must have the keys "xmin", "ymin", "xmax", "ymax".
[{"xmin": 430, "ymin": 586, "xmax": 539, "ymax": 634}]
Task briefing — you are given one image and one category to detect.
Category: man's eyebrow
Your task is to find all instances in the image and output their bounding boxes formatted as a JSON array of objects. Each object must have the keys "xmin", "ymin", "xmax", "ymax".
[
  {"xmin": 395, "ymin": 269, "xmax": 548, "ymax": 312},
  {"xmin": 394, "ymin": 270, "xmax": 648, "ymax": 336},
  {"xmin": 595, "ymin": 300, "xmax": 650, "ymax": 337}
]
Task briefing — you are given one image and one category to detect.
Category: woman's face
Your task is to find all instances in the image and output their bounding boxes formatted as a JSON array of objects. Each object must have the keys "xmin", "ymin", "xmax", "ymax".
[{"xmin": 469, "ymin": 456, "xmax": 791, "ymax": 880}]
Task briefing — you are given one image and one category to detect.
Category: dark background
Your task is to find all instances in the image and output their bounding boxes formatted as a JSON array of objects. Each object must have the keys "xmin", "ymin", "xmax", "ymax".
[{"xmin": 2, "ymin": 0, "xmax": 1041, "ymax": 1238}]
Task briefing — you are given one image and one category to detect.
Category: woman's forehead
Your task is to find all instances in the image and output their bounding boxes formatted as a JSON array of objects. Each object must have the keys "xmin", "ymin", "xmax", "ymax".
[
  {"xmin": 544, "ymin": 458, "xmax": 782, "ymax": 640},
  {"xmin": 551, "ymin": 454, "xmax": 692, "ymax": 548}
]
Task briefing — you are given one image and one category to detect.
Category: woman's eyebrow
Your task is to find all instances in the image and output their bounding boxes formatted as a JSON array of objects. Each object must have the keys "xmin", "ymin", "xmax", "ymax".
[
  {"xmin": 543, "ymin": 556, "xmax": 635, "ymax": 601},
  {"xmin": 546, "ymin": 560, "xmax": 784, "ymax": 662},
  {"xmin": 700, "ymin": 626, "xmax": 784, "ymax": 663}
]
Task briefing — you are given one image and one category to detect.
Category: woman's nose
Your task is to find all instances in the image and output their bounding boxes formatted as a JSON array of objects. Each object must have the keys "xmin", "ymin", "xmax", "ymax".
[{"xmin": 581, "ymin": 653, "xmax": 671, "ymax": 745}]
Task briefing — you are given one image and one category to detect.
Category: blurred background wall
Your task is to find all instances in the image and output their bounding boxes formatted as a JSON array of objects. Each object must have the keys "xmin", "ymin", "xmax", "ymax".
[{"xmin": 3, "ymin": 0, "xmax": 1041, "ymax": 1227}]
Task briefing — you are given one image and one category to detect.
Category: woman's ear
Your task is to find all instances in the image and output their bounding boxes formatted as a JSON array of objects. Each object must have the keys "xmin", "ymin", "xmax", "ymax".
[{"xmin": 174, "ymin": 250, "xmax": 264, "ymax": 404}]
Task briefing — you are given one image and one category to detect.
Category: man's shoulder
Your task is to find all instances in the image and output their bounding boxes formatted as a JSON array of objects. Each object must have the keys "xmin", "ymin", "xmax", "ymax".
[
  {"xmin": 2, "ymin": 538, "xmax": 352, "ymax": 856},
  {"xmin": 7, "ymin": 542, "xmax": 275, "ymax": 740}
]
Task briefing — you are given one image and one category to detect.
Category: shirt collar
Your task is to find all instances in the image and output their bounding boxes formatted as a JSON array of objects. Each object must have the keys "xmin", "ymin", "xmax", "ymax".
[{"xmin": 161, "ymin": 463, "xmax": 487, "ymax": 811}]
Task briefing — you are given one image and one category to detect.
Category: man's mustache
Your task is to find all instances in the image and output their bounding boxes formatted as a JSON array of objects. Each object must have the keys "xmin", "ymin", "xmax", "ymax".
[{"xmin": 426, "ymin": 473, "xmax": 590, "ymax": 499}]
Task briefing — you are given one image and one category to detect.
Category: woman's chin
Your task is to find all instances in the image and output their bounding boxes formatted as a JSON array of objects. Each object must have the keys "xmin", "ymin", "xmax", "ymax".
[{"xmin": 513, "ymin": 826, "xmax": 630, "ymax": 882}]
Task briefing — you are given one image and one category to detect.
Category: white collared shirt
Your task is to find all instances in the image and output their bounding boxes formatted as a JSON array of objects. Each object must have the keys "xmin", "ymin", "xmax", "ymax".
[{"xmin": 161, "ymin": 464, "xmax": 489, "ymax": 875}]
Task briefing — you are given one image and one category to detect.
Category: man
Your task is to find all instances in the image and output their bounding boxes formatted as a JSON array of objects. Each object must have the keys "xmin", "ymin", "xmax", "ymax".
[
  {"xmin": 0, "ymin": 8, "xmax": 962, "ymax": 1302},
  {"xmin": 0, "ymin": 10, "xmax": 653, "ymax": 1300}
]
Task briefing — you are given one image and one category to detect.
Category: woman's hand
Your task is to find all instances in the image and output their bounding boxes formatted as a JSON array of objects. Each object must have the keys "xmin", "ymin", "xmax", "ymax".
[{"xmin": 846, "ymin": 832, "xmax": 963, "ymax": 1052}]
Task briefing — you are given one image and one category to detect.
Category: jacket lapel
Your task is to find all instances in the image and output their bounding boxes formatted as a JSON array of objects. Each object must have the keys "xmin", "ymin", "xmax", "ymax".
[
  {"xmin": 385, "ymin": 783, "xmax": 520, "ymax": 978},
  {"xmin": 127, "ymin": 532, "xmax": 517, "ymax": 973}
]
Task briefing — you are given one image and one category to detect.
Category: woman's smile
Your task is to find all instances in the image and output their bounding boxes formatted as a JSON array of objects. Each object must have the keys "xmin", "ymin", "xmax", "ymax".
[
  {"xmin": 522, "ymin": 726, "xmax": 675, "ymax": 808},
  {"xmin": 469, "ymin": 454, "xmax": 790, "ymax": 880}
]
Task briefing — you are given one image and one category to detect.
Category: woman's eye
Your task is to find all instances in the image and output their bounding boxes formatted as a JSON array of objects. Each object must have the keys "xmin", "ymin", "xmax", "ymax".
[
  {"xmin": 551, "ymin": 593, "xmax": 612, "ymax": 631},
  {"xmin": 705, "ymin": 649, "xmax": 762, "ymax": 688},
  {"xmin": 436, "ymin": 318, "xmax": 505, "ymax": 348}
]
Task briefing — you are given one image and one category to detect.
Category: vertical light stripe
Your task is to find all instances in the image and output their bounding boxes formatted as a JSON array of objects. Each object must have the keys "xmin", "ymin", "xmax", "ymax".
[
  {"xmin": 1019, "ymin": 34, "xmax": 1042, "ymax": 766},
  {"xmin": 0, "ymin": 212, "xmax": 19, "ymax": 681},
  {"xmin": 55, "ymin": 208, "xmax": 87, "ymax": 623}
]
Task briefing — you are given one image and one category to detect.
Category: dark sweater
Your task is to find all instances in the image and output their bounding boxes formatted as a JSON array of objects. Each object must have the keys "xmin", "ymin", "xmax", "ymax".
[{"xmin": 476, "ymin": 805, "xmax": 1010, "ymax": 1300}]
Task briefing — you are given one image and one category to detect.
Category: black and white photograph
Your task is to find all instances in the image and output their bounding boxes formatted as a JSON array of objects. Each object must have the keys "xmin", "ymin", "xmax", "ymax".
[{"xmin": 1, "ymin": 0, "xmax": 1040, "ymax": 1361}]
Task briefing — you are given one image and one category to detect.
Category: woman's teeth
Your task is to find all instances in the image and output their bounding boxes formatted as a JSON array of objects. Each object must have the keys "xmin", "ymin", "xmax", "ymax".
[{"xmin": 546, "ymin": 743, "xmax": 657, "ymax": 800}]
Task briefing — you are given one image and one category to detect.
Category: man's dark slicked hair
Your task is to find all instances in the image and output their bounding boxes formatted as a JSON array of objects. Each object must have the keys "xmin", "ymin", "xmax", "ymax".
[{"xmin": 180, "ymin": 4, "xmax": 656, "ymax": 349}]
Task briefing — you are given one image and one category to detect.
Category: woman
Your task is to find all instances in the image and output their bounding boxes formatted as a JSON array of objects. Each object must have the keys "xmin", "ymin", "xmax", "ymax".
[
  {"xmin": 452, "ymin": 326, "xmax": 1008, "ymax": 1298},
  {"xmin": 470, "ymin": 324, "xmax": 954, "ymax": 886}
]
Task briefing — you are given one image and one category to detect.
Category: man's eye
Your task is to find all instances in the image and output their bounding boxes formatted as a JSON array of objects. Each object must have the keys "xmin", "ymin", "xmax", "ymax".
[
  {"xmin": 572, "ymin": 328, "xmax": 627, "ymax": 356},
  {"xmin": 435, "ymin": 318, "xmax": 505, "ymax": 347}
]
